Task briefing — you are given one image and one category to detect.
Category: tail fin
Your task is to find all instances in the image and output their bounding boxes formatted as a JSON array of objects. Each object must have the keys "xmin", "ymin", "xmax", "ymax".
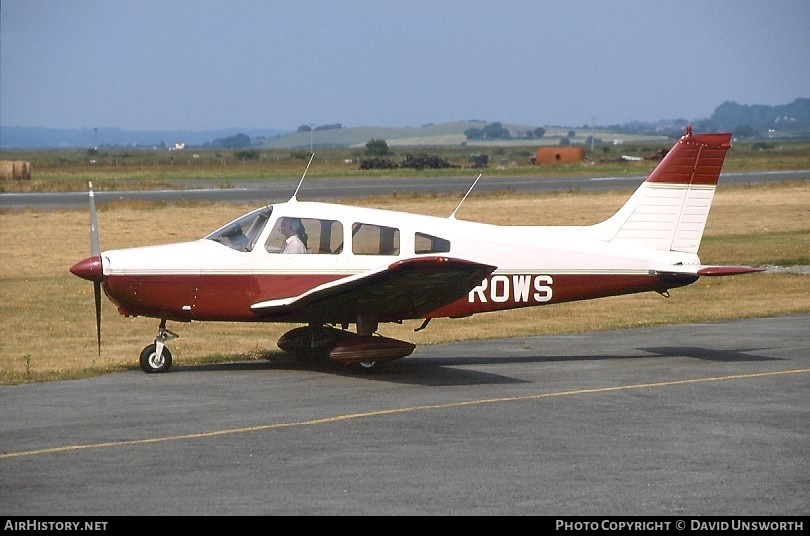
[{"xmin": 595, "ymin": 126, "xmax": 732, "ymax": 254}]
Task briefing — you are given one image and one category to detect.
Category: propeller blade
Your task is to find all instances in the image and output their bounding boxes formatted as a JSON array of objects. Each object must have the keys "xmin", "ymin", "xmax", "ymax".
[
  {"xmin": 89, "ymin": 182, "xmax": 101, "ymax": 355},
  {"xmin": 94, "ymin": 281, "xmax": 102, "ymax": 356},
  {"xmin": 89, "ymin": 181, "xmax": 100, "ymax": 257}
]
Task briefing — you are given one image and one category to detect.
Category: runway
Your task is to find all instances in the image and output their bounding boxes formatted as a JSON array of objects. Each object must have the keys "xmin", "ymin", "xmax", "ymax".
[
  {"xmin": 1, "ymin": 314, "xmax": 807, "ymax": 516},
  {"xmin": 1, "ymin": 170, "xmax": 807, "ymax": 210}
]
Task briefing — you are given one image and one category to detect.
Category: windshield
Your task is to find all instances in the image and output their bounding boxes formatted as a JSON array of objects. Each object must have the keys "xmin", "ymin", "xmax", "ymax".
[{"xmin": 205, "ymin": 206, "xmax": 273, "ymax": 252}]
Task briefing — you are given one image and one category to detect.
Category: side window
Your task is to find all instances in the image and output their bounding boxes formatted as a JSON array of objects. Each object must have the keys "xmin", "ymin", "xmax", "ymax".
[
  {"xmin": 352, "ymin": 223, "xmax": 400, "ymax": 256},
  {"xmin": 265, "ymin": 218, "xmax": 343, "ymax": 254},
  {"xmin": 415, "ymin": 232, "xmax": 450, "ymax": 254}
]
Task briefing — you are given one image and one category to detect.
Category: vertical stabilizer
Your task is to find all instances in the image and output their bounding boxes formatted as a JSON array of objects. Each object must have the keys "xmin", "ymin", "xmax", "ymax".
[{"xmin": 595, "ymin": 127, "xmax": 732, "ymax": 253}]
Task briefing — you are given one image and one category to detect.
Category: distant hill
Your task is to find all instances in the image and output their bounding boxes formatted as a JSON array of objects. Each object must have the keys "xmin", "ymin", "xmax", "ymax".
[
  {"xmin": 1, "ymin": 99, "xmax": 806, "ymax": 149},
  {"xmin": 261, "ymin": 121, "xmax": 495, "ymax": 149},
  {"xmin": 261, "ymin": 122, "xmax": 689, "ymax": 150},
  {"xmin": 707, "ymin": 98, "xmax": 810, "ymax": 134}
]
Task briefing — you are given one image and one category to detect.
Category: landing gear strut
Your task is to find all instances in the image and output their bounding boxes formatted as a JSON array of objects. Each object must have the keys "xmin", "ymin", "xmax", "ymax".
[{"xmin": 139, "ymin": 319, "xmax": 178, "ymax": 373}]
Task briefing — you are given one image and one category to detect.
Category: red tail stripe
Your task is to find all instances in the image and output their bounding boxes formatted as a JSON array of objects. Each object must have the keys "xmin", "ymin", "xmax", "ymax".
[{"xmin": 646, "ymin": 131, "xmax": 732, "ymax": 186}]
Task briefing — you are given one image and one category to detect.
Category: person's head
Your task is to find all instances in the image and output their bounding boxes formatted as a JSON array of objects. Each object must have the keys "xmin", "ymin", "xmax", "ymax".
[{"xmin": 280, "ymin": 217, "xmax": 303, "ymax": 237}]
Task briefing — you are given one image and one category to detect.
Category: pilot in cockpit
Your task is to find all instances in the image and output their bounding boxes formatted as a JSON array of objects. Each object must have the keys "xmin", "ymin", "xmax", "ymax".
[{"xmin": 279, "ymin": 217, "xmax": 308, "ymax": 254}]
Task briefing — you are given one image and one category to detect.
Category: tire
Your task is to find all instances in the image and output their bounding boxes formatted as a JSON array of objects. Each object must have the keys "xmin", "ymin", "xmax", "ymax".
[
  {"xmin": 139, "ymin": 343, "xmax": 173, "ymax": 373},
  {"xmin": 348, "ymin": 360, "xmax": 381, "ymax": 373}
]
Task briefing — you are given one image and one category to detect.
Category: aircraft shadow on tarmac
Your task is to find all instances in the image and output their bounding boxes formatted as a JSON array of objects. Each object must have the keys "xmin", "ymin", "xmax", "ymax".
[
  {"xmin": 635, "ymin": 346, "xmax": 781, "ymax": 363},
  {"xmin": 163, "ymin": 343, "xmax": 780, "ymax": 387},
  {"xmin": 168, "ymin": 355, "xmax": 523, "ymax": 387}
]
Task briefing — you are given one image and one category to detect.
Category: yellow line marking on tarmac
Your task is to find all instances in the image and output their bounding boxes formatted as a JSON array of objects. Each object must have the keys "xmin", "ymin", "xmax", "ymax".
[{"xmin": 2, "ymin": 368, "xmax": 807, "ymax": 459}]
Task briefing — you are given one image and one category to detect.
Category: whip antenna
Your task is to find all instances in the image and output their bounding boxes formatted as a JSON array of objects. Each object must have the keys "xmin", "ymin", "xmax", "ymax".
[
  {"xmin": 290, "ymin": 153, "xmax": 315, "ymax": 201},
  {"xmin": 450, "ymin": 173, "xmax": 482, "ymax": 219}
]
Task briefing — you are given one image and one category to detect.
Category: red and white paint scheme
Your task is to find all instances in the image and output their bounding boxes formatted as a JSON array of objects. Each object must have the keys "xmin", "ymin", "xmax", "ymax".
[{"xmin": 71, "ymin": 127, "xmax": 764, "ymax": 373}]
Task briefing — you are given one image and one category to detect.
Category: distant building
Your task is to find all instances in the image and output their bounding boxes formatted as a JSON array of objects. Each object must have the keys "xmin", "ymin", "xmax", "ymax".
[
  {"xmin": 0, "ymin": 160, "xmax": 31, "ymax": 180},
  {"xmin": 530, "ymin": 146, "xmax": 584, "ymax": 165}
]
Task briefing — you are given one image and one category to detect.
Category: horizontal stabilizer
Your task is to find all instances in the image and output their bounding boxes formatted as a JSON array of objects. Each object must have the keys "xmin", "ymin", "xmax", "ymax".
[
  {"xmin": 655, "ymin": 264, "xmax": 766, "ymax": 277},
  {"xmin": 696, "ymin": 265, "xmax": 767, "ymax": 276}
]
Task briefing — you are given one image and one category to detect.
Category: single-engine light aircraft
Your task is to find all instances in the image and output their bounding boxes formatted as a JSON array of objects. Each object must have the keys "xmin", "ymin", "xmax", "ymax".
[{"xmin": 71, "ymin": 126, "xmax": 764, "ymax": 374}]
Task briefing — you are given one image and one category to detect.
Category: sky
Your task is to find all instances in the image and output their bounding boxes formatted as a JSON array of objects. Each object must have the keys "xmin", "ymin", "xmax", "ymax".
[{"xmin": 1, "ymin": 0, "xmax": 808, "ymax": 132}]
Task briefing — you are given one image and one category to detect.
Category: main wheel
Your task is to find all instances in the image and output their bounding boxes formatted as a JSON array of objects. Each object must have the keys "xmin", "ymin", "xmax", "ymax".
[
  {"xmin": 348, "ymin": 360, "xmax": 381, "ymax": 373},
  {"xmin": 139, "ymin": 343, "xmax": 173, "ymax": 374}
]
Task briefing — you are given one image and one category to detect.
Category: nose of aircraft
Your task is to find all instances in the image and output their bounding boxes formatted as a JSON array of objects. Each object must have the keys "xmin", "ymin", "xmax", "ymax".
[{"xmin": 70, "ymin": 256, "xmax": 103, "ymax": 282}]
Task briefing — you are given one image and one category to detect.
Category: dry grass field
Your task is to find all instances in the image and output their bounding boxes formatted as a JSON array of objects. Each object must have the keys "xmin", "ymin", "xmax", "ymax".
[{"xmin": 1, "ymin": 181, "xmax": 808, "ymax": 385}]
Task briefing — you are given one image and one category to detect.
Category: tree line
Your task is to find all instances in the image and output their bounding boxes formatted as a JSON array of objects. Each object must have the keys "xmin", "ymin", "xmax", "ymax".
[{"xmin": 464, "ymin": 122, "xmax": 545, "ymax": 140}]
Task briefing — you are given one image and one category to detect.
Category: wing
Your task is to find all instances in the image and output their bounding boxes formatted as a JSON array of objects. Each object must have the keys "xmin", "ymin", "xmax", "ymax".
[{"xmin": 251, "ymin": 256, "xmax": 496, "ymax": 323}]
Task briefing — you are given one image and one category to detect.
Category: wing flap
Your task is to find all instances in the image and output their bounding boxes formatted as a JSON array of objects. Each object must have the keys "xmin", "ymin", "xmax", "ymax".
[{"xmin": 251, "ymin": 256, "xmax": 496, "ymax": 323}]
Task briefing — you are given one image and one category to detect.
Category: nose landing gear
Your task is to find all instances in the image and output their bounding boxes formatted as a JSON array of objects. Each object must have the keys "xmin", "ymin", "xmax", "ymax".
[{"xmin": 139, "ymin": 319, "xmax": 178, "ymax": 373}]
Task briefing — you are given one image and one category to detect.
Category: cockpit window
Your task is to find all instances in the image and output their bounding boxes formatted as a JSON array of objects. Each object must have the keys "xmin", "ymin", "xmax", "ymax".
[{"xmin": 205, "ymin": 206, "xmax": 273, "ymax": 252}]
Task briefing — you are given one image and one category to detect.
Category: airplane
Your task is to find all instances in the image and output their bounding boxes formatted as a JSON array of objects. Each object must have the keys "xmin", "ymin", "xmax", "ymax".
[{"xmin": 70, "ymin": 126, "xmax": 764, "ymax": 374}]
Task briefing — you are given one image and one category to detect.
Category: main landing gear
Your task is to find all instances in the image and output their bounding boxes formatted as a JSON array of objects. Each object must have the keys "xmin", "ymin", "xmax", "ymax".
[
  {"xmin": 139, "ymin": 319, "xmax": 178, "ymax": 373},
  {"xmin": 276, "ymin": 324, "xmax": 416, "ymax": 372}
]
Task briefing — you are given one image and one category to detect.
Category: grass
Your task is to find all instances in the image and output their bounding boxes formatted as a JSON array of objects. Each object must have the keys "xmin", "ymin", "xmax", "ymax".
[{"xmin": 1, "ymin": 181, "xmax": 808, "ymax": 385}]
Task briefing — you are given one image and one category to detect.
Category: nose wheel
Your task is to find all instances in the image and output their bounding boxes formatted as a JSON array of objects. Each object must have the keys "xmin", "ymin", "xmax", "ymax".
[
  {"xmin": 139, "ymin": 320, "xmax": 178, "ymax": 373},
  {"xmin": 139, "ymin": 343, "xmax": 172, "ymax": 373}
]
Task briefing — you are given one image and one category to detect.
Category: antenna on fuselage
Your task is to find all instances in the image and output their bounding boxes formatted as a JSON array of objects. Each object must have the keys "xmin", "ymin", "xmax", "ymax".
[
  {"xmin": 290, "ymin": 152, "xmax": 315, "ymax": 202},
  {"xmin": 449, "ymin": 173, "xmax": 482, "ymax": 220}
]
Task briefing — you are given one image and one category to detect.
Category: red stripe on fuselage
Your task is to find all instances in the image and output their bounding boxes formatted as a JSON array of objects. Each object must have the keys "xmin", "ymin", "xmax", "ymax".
[
  {"xmin": 105, "ymin": 273, "xmax": 345, "ymax": 321},
  {"xmin": 105, "ymin": 271, "xmax": 698, "ymax": 323},
  {"xmin": 426, "ymin": 272, "xmax": 698, "ymax": 318}
]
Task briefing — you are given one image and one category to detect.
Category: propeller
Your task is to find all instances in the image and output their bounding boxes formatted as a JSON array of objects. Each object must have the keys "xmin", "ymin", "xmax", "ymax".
[
  {"xmin": 69, "ymin": 182, "xmax": 104, "ymax": 355},
  {"xmin": 89, "ymin": 182, "xmax": 101, "ymax": 355}
]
